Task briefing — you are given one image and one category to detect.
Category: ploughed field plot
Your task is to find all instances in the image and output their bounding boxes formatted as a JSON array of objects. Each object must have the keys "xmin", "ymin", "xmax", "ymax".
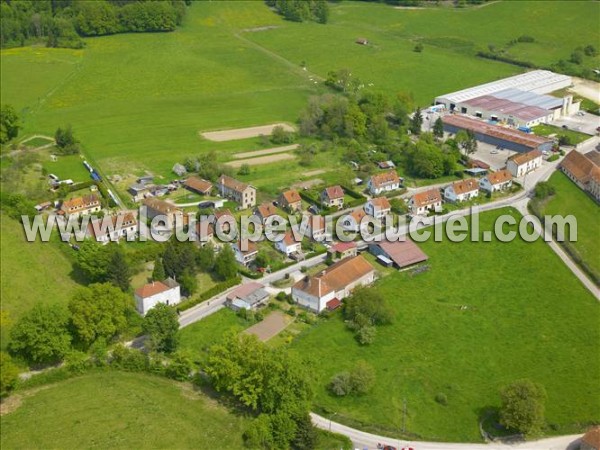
[
  {"xmin": 0, "ymin": 371, "xmax": 249, "ymax": 449},
  {"xmin": 225, "ymin": 152, "xmax": 296, "ymax": 168},
  {"xmin": 290, "ymin": 208, "xmax": 600, "ymax": 442},
  {"xmin": 232, "ymin": 144, "xmax": 299, "ymax": 159},
  {"xmin": 201, "ymin": 123, "xmax": 295, "ymax": 142},
  {"xmin": 541, "ymin": 170, "xmax": 600, "ymax": 278}
]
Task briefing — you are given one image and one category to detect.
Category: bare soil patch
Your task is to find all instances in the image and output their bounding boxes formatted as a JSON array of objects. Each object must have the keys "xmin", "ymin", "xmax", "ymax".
[
  {"xmin": 244, "ymin": 311, "xmax": 292, "ymax": 342},
  {"xmin": 302, "ymin": 169, "xmax": 326, "ymax": 177},
  {"xmin": 233, "ymin": 144, "xmax": 299, "ymax": 159},
  {"xmin": 571, "ymin": 77, "xmax": 600, "ymax": 103},
  {"xmin": 293, "ymin": 178, "xmax": 323, "ymax": 190},
  {"xmin": 225, "ymin": 153, "xmax": 295, "ymax": 168},
  {"xmin": 201, "ymin": 123, "xmax": 295, "ymax": 142}
]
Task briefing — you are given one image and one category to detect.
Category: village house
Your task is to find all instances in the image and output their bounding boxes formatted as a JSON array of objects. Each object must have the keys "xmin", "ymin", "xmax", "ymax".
[
  {"xmin": 369, "ymin": 240, "xmax": 428, "ymax": 269},
  {"xmin": 213, "ymin": 208, "xmax": 235, "ymax": 234},
  {"xmin": 192, "ymin": 219, "xmax": 216, "ymax": 248},
  {"xmin": 142, "ymin": 197, "xmax": 183, "ymax": 229},
  {"xmin": 217, "ymin": 174, "xmax": 256, "ymax": 209},
  {"xmin": 364, "ymin": 197, "xmax": 391, "ymax": 220},
  {"xmin": 60, "ymin": 194, "xmax": 101, "ymax": 219},
  {"xmin": 320, "ymin": 185, "xmax": 345, "ymax": 209},
  {"xmin": 367, "ymin": 170, "xmax": 401, "ymax": 195},
  {"xmin": 408, "ymin": 188, "xmax": 442, "ymax": 216},
  {"xmin": 341, "ymin": 208, "xmax": 367, "ymax": 233},
  {"xmin": 275, "ymin": 231, "xmax": 302, "ymax": 257},
  {"xmin": 443, "ymin": 178, "xmax": 480, "ymax": 203},
  {"xmin": 232, "ymin": 239, "xmax": 258, "ymax": 266},
  {"xmin": 254, "ymin": 202, "xmax": 279, "ymax": 223},
  {"xmin": 134, "ymin": 278, "xmax": 181, "ymax": 315},
  {"xmin": 327, "ymin": 241, "xmax": 357, "ymax": 261},
  {"xmin": 127, "ymin": 183, "xmax": 150, "ymax": 202},
  {"xmin": 291, "ymin": 255, "xmax": 376, "ymax": 313},
  {"xmin": 480, "ymin": 169, "xmax": 513, "ymax": 193},
  {"xmin": 183, "ymin": 176, "xmax": 213, "ymax": 195},
  {"xmin": 506, "ymin": 149, "xmax": 543, "ymax": 177},
  {"xmin": 306, "ymin": 214, "xmax": 331, "ymax": 242},
  {"xmin": 560, "ymin": 150, "xmax": 600, "ymax": 202},
  {"xmin": 86, "ymin": 212, "xmax": 137, "ymax": 244},
  {"xmin": 279, "ymin": 189, "xmax": 302, "ymax": 212},
  {"xmin": 580, "ymin": 426, "xmax": 600, "ymax": 450},
  {"xmin": 225, "ymin": 282, "xmax": 270, "ymax": 311}
]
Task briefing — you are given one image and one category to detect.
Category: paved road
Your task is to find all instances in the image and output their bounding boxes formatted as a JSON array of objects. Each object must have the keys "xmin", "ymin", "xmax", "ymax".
[{"xmin": 311, "ymin": 413, "xmax": 582, "ymax": 450}]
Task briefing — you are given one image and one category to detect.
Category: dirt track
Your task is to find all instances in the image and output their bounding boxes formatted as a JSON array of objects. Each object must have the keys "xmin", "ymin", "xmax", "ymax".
[
  {"xmin": 571, "ymin": 77, "xmax": 600, "ymax": 103},
  {"xmin": 244, "ymin": 311, "xmax": 291, "ymax": 341},
  {"xmin": 201, "ymin": 123, "xmax": 295, "ymax": 142},
  {"xmin": 225, "ymin": 153, "xmax": 295, "ymax": 168},
  {"xmin": 233, "ymin": 144, "xmax": 299, "ymax": 159}
]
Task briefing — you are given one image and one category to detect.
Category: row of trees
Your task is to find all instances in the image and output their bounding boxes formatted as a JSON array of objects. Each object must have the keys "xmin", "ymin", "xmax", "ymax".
[
  {"xmin": 1, "ymin": 0, "xmax": 188, "ymax": 49},
  {"xmin": 265, "ymin": 0, "xmax": 329, "ymax": 24}
]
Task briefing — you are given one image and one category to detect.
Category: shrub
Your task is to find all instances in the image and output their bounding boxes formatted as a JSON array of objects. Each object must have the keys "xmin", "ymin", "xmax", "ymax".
[
  {"xmin": 435, "ymin": 392, "xmax": 448, "ymax": 406},
  {"xmin": 110, "ymin": 345, "xmax": 149, "ymax": 372},
  {"xmin": 165, "ymin": 352, "xmax": 193, "ymax": 381},
  {"xmin": 357, "ymin": 325, "xmax": 377, "ymax": 345},
  {"xmin": 413, "ymin": 42, "xmax": 424, "ymax": 53},
  {"xmin": 329, "ymin": 371, "xmax": 353, "ymax": 396}
]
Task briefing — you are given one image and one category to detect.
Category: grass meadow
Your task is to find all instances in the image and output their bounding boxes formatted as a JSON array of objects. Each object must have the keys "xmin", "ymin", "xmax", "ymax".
[{"xmin": 290, "ymin": 208, "xmax": 600, "ymax": 442}]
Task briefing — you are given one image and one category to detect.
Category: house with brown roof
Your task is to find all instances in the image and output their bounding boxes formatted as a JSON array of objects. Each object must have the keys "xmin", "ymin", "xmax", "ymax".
[
  {"xmin": 217, "ymin": 174, "xmax": 256, "ymax": 209},
  {"xmin": 320, "ymin": 185, "xmax": 344, "ymax": 209},
  {"xmin": 409, "ymin": 189, "xmax": 442, "ymax": 215},
  {"xmin": 254, "ymin": 202, "xmax": 279, "ymax": 223},
  {"xmin": 560, "ymin": 150, "xmax": 600, "ymax": 202},
  {"xmin": 369, "ymin": 239, "xmax": 428, "ymax": 269},
  {"xmin": 443, "ymin": 178, "xmax": 480, "ymax": 203},
  {"xmin": 61, "ymin": 194, "xmax": 101, "ymax": 219},
  {"xmin": 184, "ymin": 176, "xmax": 213, "ymax": 195},
  {"xmin": 364, "ymin": 197, "xmax": 391, "ymax": 220},
  {"xmin": 86, "ymin": 212, "xmax": 137, "ymax": 244},
  {"xmin": 142, "ymin": 197, "xmax": 183, "ymax": 229},
  {"xmin": 192, "ymin": 219, "xmax": 216, "ymax": 248},
  {"xmin": 506, "ymin": 149, "xmax": 543, "ymax": 177},
  {"xmin": 279, "ymin": 189, "xmax": 302, "ymax": 212},
  {"xmin": 306, "ymin": 214, "xmax": 331, "ymax": 242},
  {"xmin": 480, "ymin": 169, "xmax": 513, "ymax": 193},
  {"xmin": 367, "ymin": 170, "xmax": 400, "ymax": 195},
  {"xmin": 275, "ymin": 231, "xmax": 302, "ymax": 257},
  {"xmin": 134, "ymin": 278, "xmax": 181, "ymax": 315},
  {"xmin": 340, "ymin": 209, "xmax": 368, "ymax": 233},
  {"xmin": 581, "ymin": 426, "xmax": 600, "ymax": 450},
  {"xmin": 327, "ymin": 241, "xmax": 357, "ymax": 261},
  {"xmin": 232, "ymin": 239, "xmax": 258, "ymax": 266},
  {"xmin": 291, "ymin": 255, "xmax": 375, "ymax": 312}
]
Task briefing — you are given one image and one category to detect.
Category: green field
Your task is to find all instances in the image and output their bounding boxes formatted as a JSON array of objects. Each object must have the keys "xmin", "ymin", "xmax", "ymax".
[
  {"xmin": 290, "ymin": 208, "xmax": 600, "ymax": 442},
  {"xmin": 541, "ymin": 170, "xmax": 600, "ymax": 277},
  {"xmin": 0, "ymin": 371, "xmax": 249, "ymax": 449},
  {"xmin": 0, "ymin": 216, "xmax": 79, "ymax": 349},
  {"xmin": 533, "ymin": 124, "xmax": 591, "ymax": 145}
]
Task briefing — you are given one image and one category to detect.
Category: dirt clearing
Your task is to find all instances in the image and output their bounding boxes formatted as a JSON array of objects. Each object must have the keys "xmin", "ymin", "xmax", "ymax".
[
  {"xmin": 233, "ymin": 144, "xmax": 299, "ymax": 159},
  {"xmin": 244, "ymin": 311, "xmax": 292, "ymax": 342},
  {"xmin": 293, "ymin": 178, "xmax": 323, "ymax": 190},
  {"xmin": 571, "ymin": 77, "xmax": 600, "ymax": 103},
  {"xmin": 302, "ymin": 169, "xmax": 326, "ymax": 177},
  {"xmin": 225, "ymin": 153, "xmax": 295, "ymax": 168},
  {"xmin": 201, "ymin": 123, "xmax": 295, "ymax": 142}
]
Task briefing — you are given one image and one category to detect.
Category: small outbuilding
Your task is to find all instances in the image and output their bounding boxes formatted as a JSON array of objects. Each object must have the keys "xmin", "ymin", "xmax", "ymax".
[
  {"xmin": 369, "ymin": 240, "xmax": 428, "ymax": 269},
  {"xmin": 226, "ymin": 282, "xmax": 270, "ymax": 311}
]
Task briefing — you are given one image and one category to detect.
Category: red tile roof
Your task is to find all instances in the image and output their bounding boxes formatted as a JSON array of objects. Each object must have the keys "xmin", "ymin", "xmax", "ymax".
[
  {"xmin": 135, "ymin": 281, "xmax": 170, "ymax": 298},
  {"xmin": 281, "ymin": 189, "xmax": 302, "ymax": 205},
  {"xmin": 218, "ymin": 174, "xmax": 250, "ymax": 193},
  {"xmin": 560, "ymin": 150, "xmax": 600, "ymax": 185},
  {"xmin": 369, "ymin": 197, "xmax": 391, "ymax": 211},
  {"xmin": 451, "ymin": 178, "xmax": 479, "ymax": 195},
  {"xmin": 508, "ymin": 149, "xmax": 543, "ymax": 166},
  {"xmin": 62, "ymin": 194, "xmax": 100, "ymax": 212},
  {"xmin": 329, "ymin": 241, "xmax": 357, "ymax": 253},
  {"xmin": 256, "ymin": 203, "xmax": 278, "ymax": 219},
  {"xmin": 412, "ymin": 189, "xmax": 441, "ymax": 208},
  {"xmin": 375, "ymin": 240, "xmax": 428, "ymax": 268},
  {"xmin": 142, "ymin": 197, "xmax": 182, "ymax": 215},
  {"xmin": 226, "ymin": 282, "xmax": 265, "ymax": 301},
  {"xmin": 184, "ymin": 176, "xmax": 213, "ymax": 193},
  {"xmin": 370, "ymin": 170, "xmax": 400, "ymax": 189},
  {"xmin": 486, "ymin": 169, "xmax": 513, "ymax": 186},
  {"xmin": 87, "ymin": 212, "xmax": 137, "ymax": 239},
  {"xmin": 324, "ymin": 185, "xmax": 344, "ymax": 200},
  {"xmin": 582, "ymin": 426, "xmax": 600, "ymax": 449},
  {"xmin": 326, "ymin": 298, "xmax": 342, "ymax": 310}
]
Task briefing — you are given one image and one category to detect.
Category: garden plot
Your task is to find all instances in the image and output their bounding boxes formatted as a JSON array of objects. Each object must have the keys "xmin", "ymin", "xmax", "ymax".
[
  {"xmin": 225, "ymin": 153, "xmax": 295, "ymax": 168},
  {"xmin": 201, "ymin": 123, "xmax": 295, "ymax": 142},
  {"xmin": 233, "ymin": 144, "xmax": 299, "ymax": 159}
]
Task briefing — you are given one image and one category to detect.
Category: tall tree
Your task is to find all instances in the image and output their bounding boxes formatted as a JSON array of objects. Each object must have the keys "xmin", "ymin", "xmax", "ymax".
[
  {"xmin": 0, "ymin": 105, "xmax": 20, "ymax": 144},
  {"xmin": 142, "ymin": 303, "xmax": 179, "ymax": 353},
  {"xmin": 214, "ymin": 245, "xmax": 237, "ymax": 280},
  {"xmin": 499, "ymin": 380, "xmax": 546, "ymax": 436},
  {"xmin": 433, "ymin": 117, "xmax": 444, "ymax": 139},
  {"xmin": 0, "ymin": 352, "xmax": 20, "ymax": 398},
  {"xmin": 197, "ymin": 243, "xmax": 215, "ymax": 272},
  {"xmin": 68, "ymin": 283, "xmax": 134, "ymax": 347},
  {"xmin": 106, "ymin": 248, "xmax": 131, "ymax": 292},
  {"xmin": 8, "ymin": 304, "xmax": 72, "ymax": 365},
  {"xmin": 152, "ymin": 256, "xmax": 166, "ymax": 281},
  {"xmin": 409, "ymin": 107, "xmax": 423, "ymax": 135}
]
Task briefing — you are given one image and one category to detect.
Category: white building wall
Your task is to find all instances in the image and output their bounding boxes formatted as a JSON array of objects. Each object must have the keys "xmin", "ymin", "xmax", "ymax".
[{"xmin": 135, "ymin": 287, "xmax": 181, "ymax": 315}]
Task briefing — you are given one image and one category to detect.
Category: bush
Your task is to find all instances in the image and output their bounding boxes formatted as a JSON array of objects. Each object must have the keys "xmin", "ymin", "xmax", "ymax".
[
  {"xmin": 357, "ymin": 325, "xmax": 377, "ymax": 345},
  {"xmin": 165, "ymin": 352, "xmax": 193, "ymax": 381},
  {"xmin": 329, "ymin": 371, "xmax": 353, "ymax": 396},
  {"xmin": 413, "ymin": 42, "xmax": 424, "ymax": 53},
  {"xmin": 547, "ymin": 154, "xmax": 559, "ymax": 162},
  {"xmin": 435, "ymin": 392, "xmax": 448, "ymax": 406},
  {"xmin": 329, "ymin": 361, "xmax": 376, "ymax": 396},
  {"xmin": 110, "ymin": 345, "xmax": 149, "ymax": 372}
]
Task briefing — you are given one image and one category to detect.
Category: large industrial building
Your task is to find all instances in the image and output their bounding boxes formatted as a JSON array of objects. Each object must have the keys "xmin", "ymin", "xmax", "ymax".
[{"xmin": 434, "ymin": 70, "xmax": 579, "ymax": 128}]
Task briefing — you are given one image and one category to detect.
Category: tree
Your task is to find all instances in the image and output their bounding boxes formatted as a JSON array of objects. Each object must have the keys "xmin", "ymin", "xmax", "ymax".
[
  {"xmin": 8, "ymin": 304, "xmax": 71, "ymax": 365},
  {"xmin": 584, "ymin": 44, "xmax": 598, "ymax": 57},
  {"xmin": 413, "ymin": 42, "xmax": 424, "ymax": 53},
  {"xmin": 271, "ymin": 125, "xmax": 294, "ymax": 144},
  {"xmin": 455, "ymin": 129, "xmax": 477, "ymax": 155},
  {"xmin": 162, "ymin": 240, "xmax": 198, "ymax": 280},
  {"xmin": 143, "ymin": 303, "xmax": 179, "ymax": 353},
  {"xmin": 238, "ymin": 163, "xmax": 250, "ymax": 176},
  {"xmin": 433, "ymin": 117, "xmax": 444, "ymax": 139},
  {"xmin": 499, "ymin": 380, "xmax": 546, "ymax": 436},
  {"xmin": 179, "ymin": 269, "xmax": 198, "ymax": 297},
  {"xmin": 197, "ymin": 243, "xmax": 215, "ymax": 271},
  {"xmin": 409, "ymin": 107, "xmax": 423, "ymax": 135},
  {"xmin": 0, "ymin": 104, "xmax": 20, "ymax": 144},
  {"xmin": 165, "ymin": 352, "xmax": 193, "ymax": 380},
  {"xmin": 214, "ymin": 245, "xmax": 238, "ymax": 280},
  {"xmin": 313, "ymin": 0, "xmax": 329, "ymax": 24},
  {"xmin": 292, "ymin": 412, "xmax": 319, "ymax": 450},
  {"xmin": 357, "ymin": 325, "xmax": 377, "ymax": 345},
  {"xmin": 570, "ymin": 50, "xmax": 584, "ymax": 65},
  {"xmin": 0, "ymin": 352, "xmax": 20, "ymax": 398},
  {"xmin": 344, "ymin": 287, "xmax": 393, "ymax": 327},
  {"xmin": 69, "ymin": 283, "xmax": 134, "ymax": 347},
  {"xmin": 533, "ymin": 181, "xmax": 555, "ymax": 199},
  {"xmin": 54, "ymin": 125, "xmax": 80, "ymax": 154},
  {"xmin": 152, "ymin": 256, "xmax": 166, "ymax": 281},
  {"xmin": 106, "ymin": 247, "xmax": 131, "ymax": 292},
  {"xmin": 329, "ymin": 371, "xmax": 353, "ymax": 396},
  {"xmin": 75, "ymin": 239, "xmax": 113, "ymax": 283},
  {"xmin": 349, "ymin": 360, "xmax": 376, "ymax": 394}
]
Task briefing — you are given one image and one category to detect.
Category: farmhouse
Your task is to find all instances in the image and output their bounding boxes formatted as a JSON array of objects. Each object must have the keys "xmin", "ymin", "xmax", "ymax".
[
  {"xmin": 442, "ymin": 114, "xmax": 553, "ymax": 154},
  {"xmin": 279, "ymin": 189, "xmax": 302, "ymax": 212},
  {"xmin": 183, "ymin": 176, "xmax": 213, "ymax": 195},
  {"xmin": 226, "ymin": 282, "xmax": 270, "ymax": 311},
  {"xmin": 217, "ymin": 174, "xmax": 256, "ymax": 209},
  {"xmin": 480, "ymin": 169, "xmax": 513, "ymax": 192},
  {"xmin": 369, "ymin": 240, "xmax": 428, "ymax": 269},
  {"xmin": 341, "ymin": 209, "xmax": 367, "ymax": 233},
  {"xmin": 408, "ymin": 189, "xmax": 442, "ymax": 215},
  {"xmin": 86, "ymin": 212, "xmax": 137, "ymax": 244},
  {"xmin": 327, "ymin": 241, "xmax": 357, "ymax": 261},
  {"xmin": 60, "ymin": 194, "xmax": 101, "ymax": 219},
  {"xmin": 134, "ymin": 278, "xmax": 181, "ymax": 315},
  {"xmin": 232, "ymin": 239, "xmax": 258, "ymax": 266},
  {"xmin": 275, "ymin": 231, "xmax": 302, "ymax": 257},
  {"xmin": 321, "ymin": 185, "xmax": 345, "ymax": 208},
  {"xmin": 142, "ymin": 197, "xmax": 183, "ymax": 228},
  {"xmin": 435, "ymin": 70, "xmax": 578, "ymax": 127},
  {"xmin": 367, "ymin": 170, "xmax": 400, "ymax": 195},
  {"xmin": 443, "ymin": 178, "xmax": 480, "ymax": 203},
  {"xmin": 560, "ymin": 150, "xmax": 600, "ymax": 202},
  {"xmin": 506, "ymin": 149, "xmax": 543, "ymax": 177},
  {"xmin": 364, "ymin": 197, "xmax": 391, "ymax": 220},
  {"xmin": 291, "ymin": 255, "xmax": 375, "ymax": 313},
  {"xmin": 255, "ymin": 202, "xmax": 278, "ymax": 223}
]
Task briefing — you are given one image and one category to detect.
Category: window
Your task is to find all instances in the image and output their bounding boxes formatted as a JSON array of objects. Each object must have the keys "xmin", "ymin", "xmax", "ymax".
[{"xmin": 461, "ymin": 107, "xmax": 467, "ymax": 114}]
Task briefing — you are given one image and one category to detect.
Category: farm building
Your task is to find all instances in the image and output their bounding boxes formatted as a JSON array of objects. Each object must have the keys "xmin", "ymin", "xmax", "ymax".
[
  {"xmin": 434, "ymin": 70, "xmax": 579, "ymax": 127},
  {"xmin": 442, "ymin": 115, "xmax": 553, "ymax": 153},
  {"xmin": 369, "ymin": 240, "xmax": 428, "ymax": 269},
  {"xmin": 506, "ymin": 149, "xmax": 543, "ymax": 177},
  {"xmin": 184, "ymin": 176, "xmax": 213, "ymax": 195},
  {"xmin": 560, "ymin": 150, "xmax": 600, "ymax": 202}
]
